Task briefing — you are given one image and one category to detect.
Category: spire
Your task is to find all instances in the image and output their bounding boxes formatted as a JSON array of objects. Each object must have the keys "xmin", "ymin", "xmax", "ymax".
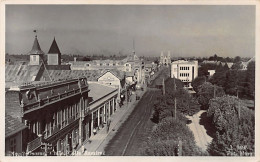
[
  {"xmin": 28, "ymin": 35, "xmax": 44, "ymax": 55},
  {"xmin": 132, "ymin": 39, "xmax": 135, "ymax": 55},
  {"xmin": 48, "ymin": 37, "xmax": 61, "ymax": 54}
]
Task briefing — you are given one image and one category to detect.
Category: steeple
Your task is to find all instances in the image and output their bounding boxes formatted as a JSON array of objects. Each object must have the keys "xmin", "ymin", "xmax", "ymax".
[
  {"xmin": 132, "ymin": 39, "xmax": 135, "ymax": 55},
  {"xmin": 48, "ymin": 37, "xmax": 61, "ymax": 54},
  {"xmin": 47, "ymin": 37, "xmax": 61, "ymax": 65},
  {"xmin": 28, "ymin": 35, "xmax": 44, "ymax": 55}
]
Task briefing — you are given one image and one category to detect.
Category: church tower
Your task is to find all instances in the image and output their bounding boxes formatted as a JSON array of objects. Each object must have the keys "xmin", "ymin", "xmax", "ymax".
[
  {"xmin": 47, "ymin": 37, "xmax": 61, "ymax": 65},
  {"xmin": 28, "ymin": 35, "xmax": 44, "ymax": 65}
]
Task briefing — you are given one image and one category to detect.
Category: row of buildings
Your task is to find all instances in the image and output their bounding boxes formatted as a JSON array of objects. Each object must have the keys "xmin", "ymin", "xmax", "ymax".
[{"xmin": 5, "ymin": 35, "xmax": 158, "ymax": 156}]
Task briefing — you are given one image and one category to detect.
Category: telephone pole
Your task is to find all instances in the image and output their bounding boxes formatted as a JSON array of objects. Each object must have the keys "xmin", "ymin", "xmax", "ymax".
[
  {"xmin": 213, "ymin": 84, "xmax": 216, "ymax": 98},
  {"xmin": 162, "ymin": 78, "xmax": 165, "ymax": 95},
  {"xmin": 174, "ymin": 78, "xmax": 177, "ymax": 119}
]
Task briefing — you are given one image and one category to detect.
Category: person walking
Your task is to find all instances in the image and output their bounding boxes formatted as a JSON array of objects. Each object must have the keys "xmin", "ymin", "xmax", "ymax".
[{"xmin": 107, "ymin": 118, "xmax": 111, "ymax": 133}]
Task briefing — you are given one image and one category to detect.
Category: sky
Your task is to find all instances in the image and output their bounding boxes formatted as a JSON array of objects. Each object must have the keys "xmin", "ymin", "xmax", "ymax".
[{"xmin": 5, "ymin": 5, "xmax": 255, "ymax": 57}]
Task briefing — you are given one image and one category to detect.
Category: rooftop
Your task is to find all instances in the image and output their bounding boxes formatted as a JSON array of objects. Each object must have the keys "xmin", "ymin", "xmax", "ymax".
[
  {"xmin": 28, "ymin": 35, "xmax": 44, "ymax": 55},
  {"xmin": 48, "ymin": 37, "xmax": 61, "ymax": 54},
  {"xmin": 88, "ymin": 82, "xmax": 117, "ymax": 104},
  {"xmin": 172, "ymin": 60, "xmax": 198, "ymax": 65},
  {"xmin": 5, "ymin": 64, "xmax": 42, "ymax": 83},
  {"xmin": 5, "ymin": 113, "xmax": 27, "ymax": 138}
]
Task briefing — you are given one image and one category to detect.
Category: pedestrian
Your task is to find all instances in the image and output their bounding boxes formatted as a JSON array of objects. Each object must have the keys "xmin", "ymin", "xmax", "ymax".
[{"xmin": 107, "ymin": 119, "xmax": 111, "ymax": 133}]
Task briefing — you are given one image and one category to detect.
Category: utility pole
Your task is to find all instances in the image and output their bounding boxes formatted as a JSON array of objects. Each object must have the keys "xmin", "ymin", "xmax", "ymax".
[
  {"xmin": 162, "ymin": 78, "xmax": 165, "ymax": 95},
  {"xmin": 174, "ymin": 78, "xmax": 177, "ymax": 119},
  {"xmin": 213, "ymin": 84, "xmax": 216, "ymax": 98}
]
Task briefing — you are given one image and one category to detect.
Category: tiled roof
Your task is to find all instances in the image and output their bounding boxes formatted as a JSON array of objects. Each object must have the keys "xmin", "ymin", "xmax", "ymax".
[
  {"xmin": 88, "ymin": 82, "xmax": 117, "ymax": 104},
  {"xmin": 5, "ymin": 113, "xmax": 27, "ymax": 138},
  {"xmin": 41, "ymin": 70, "xmax": 102, "ymax": 81},
  {"xmin": 41, "ymin": 69, "xmax": 125, "ymax": 82},
  {"xmin": 48, "ymin": 37, "xmax": 61, "ymax": 54},
  {"xmin": 28, "ymin": 36, "xmax": 44, "ymax": 55}
]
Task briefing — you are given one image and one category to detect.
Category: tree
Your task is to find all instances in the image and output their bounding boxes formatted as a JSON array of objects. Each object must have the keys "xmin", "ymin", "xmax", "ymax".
[
  {"xmin": 231, "ymin": 61, "xmax": 243, "ymax": 70},
  {"xmin": 143, "ymin": 117, "xmax": 206, "ymax": 156},
  {"xmin": 207, "ymin": 95, "xmax": 255, "ymax": 156},
  {"xmin": 192, "ymin": 76, "xmax": 206, "ymax": 93},
  {"xmin": 234, "ymin": 56, "xmax": 241, "ymax": 63},
  {"xmin": 245, "ymin": 61, "xmax": 255, "ymax": 99},
  {"xmin": 197, "ymin": 82, "xmax": 225, "ymax": 109},
  {"xmin": 82, "ymin": 57, "xmax": 91, "ymax": 61},
  {"xmin": 224, "ymin": 70, "xmax": 246, "ymax": 97}
]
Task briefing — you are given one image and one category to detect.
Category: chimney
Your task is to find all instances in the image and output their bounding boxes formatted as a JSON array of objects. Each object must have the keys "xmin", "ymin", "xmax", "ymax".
[{"xmin": 74, "ymin": 57, "xmax": 77, "ymax": 62}]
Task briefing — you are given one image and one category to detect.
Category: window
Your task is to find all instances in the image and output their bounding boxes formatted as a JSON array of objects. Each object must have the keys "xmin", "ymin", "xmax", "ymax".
[
  {"xmin": 10, "ymin": 138, "xmax": 16, "ymax": 152},
  {"xmin": 33, "ymin": 55, "xmax": 36, "ymax": 61}
]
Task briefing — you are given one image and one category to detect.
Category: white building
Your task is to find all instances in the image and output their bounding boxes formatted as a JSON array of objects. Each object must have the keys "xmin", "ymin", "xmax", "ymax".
[
  {"xmin": 208, "ymin": 70, "xmax": 216, "ymax": 77},
  {"xmin": 171, "ymin": 60, "xmax": 198, "ymax": 88}
]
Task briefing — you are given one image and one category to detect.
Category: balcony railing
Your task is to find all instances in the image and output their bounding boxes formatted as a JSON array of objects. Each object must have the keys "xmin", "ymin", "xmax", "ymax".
[
  {"xmin": 26, "ymin": 136, "xmax": 43, "ymax": 153},
  {"xmin": 23, "ymin": 86, "xmax": 88, "ymax": 113}
]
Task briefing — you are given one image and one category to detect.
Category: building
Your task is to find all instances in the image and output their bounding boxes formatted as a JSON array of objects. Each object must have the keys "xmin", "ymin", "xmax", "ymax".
[
  {"xmin": 208, "ymin": 70, "xmax": 216, "ymax": 77},
  {"xmin": 5, "ymin": 77, "xmax": 89, "ymax": 155},
  {"xmin": 171, "ymin": 60, "xmax": 198, "ymax": 88},
  {"xmin": 47, "ymin": 37, "xmax": 61, "ymax": 65},
  {"xmin": 87, "ymin": 82, "xmax": 118, "ymax": 137},
  {"xmin": 241, "ymin": 56, "xmax": 255, "ymax": 70},
  {"xmin": 28, "ymin": 35, "xmax": 45, "ymax": 65},
  {"xmin": 97, "ymin": 70, "xmax": 125, "ymax": 89},
  {"xmin": 5, "ymin": 113, "xmax": 28, "ymax": 156},
  {"xmin": 159, "ymin": 51, "xmax": 171, "ymax": 66}
]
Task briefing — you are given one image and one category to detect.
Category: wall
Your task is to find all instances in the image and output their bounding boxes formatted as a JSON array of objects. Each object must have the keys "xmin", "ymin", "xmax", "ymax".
[
  {"xmin": 48, "ymin": 54, "xmax": 59, "ymax": 65},
  {"xmin": 30, "ymin": 55, "xmax": 40, "ymax": 65},
  {"xmin": 5, "ymin": 132, "xmax": 23, "ymax": 155},
  {"xmin": 97, "ymin": 72, "xmax": 121, "ymax": 88}
]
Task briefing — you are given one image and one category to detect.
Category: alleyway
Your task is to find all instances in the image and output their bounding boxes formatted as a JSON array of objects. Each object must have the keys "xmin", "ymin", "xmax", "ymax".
[{"xmin": 186, "ymin": 110, "xmax": 213, "ymax": 152}]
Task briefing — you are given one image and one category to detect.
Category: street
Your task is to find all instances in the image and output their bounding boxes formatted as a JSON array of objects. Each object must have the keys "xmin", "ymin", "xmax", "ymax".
[{"xmin": 104, "ymin": 88, "xmax": 158, "ymax": 155}]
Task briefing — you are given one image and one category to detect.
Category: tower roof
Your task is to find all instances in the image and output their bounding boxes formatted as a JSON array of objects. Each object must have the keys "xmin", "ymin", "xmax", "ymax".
[
  {"xmin": 48, "ymin": 37, "xmax": 61, "ymax": 54},
  {"xmin": 28, "ymin": 35, "xmax": 44, "ymax": 55}
]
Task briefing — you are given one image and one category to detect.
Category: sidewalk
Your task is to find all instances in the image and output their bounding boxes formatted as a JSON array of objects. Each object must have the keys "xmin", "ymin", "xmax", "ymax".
[{"xmin": 79, "ymin": 87, "xmax": 147, "ymax": 156}]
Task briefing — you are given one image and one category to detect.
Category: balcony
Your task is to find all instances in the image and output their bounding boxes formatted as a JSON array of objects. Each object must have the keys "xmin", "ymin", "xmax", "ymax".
[
  {"xmin": 26, "ymin": 135, "xmax": 43, "ymax": 153},
  {"xmin": 22, "ymin": 87, "xmax": 88, "ymax": 114}
]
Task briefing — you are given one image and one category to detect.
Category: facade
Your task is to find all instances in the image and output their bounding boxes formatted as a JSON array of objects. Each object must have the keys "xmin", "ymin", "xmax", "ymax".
[
  {"xmin": 87, "ymin": 82, "xmax": 118, "ymax": 137},
  {"xmin": 28, "ymin": 35, "xmax": 45, "ymax": 65},
  {"xmin": 97, "ymin": 71, "xmax": 124, "ymax": 89},
  {"xmin": 171, "ymin": 60, "xmax": 198, "ymax": 88},
  {"xmin": 159, "ymin": 51, "xmax": 171, "ymax": 66},
  {"xmin": 5, "ymin": 113, "xmax": 28, "ymax": 156},
  {"xmin": 5, "ymin": 77, "xmax": 89, "ymax": 155},
  {"xmin": 5, "ymin": 77, "xmax": 121, "ymax": 156}
]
